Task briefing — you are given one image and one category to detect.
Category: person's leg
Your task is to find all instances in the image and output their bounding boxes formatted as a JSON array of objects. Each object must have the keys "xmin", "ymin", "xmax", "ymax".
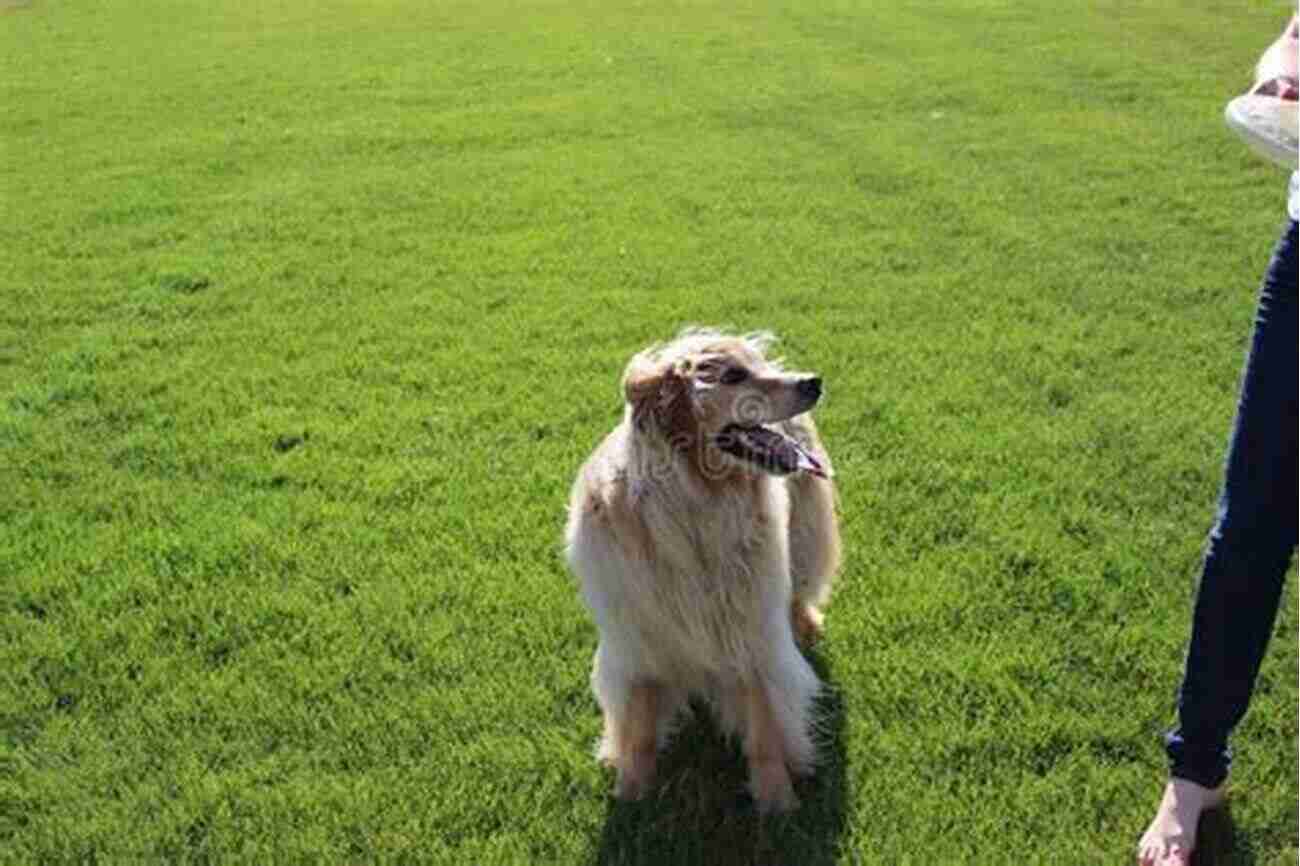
[
  {"xmin": 1171, "ymin": 217, "xmax": 1298, "ymax": 786},
  {"xmin": 1138, "ymin": 219, "xmax": 1298, "ymax": 866}
]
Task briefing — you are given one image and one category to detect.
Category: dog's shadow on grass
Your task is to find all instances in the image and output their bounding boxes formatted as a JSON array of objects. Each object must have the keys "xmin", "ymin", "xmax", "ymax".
[{"xmin": 591, "ymin": 651, "xmax": 849, "ymax": 866}]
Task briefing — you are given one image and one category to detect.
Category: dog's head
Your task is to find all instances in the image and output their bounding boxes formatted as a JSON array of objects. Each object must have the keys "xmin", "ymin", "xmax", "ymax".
[{"xmin": 622, "ymin": 328, "xmax": 827, "ymax": 479}]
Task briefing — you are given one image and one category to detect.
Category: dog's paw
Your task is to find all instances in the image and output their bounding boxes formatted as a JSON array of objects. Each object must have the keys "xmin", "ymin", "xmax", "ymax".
[
  {"xmin": 791, "ymin": 601, "xmax": 824, "ymax": 646},
  {"xmin": 748, "ymin": 755, "xmax": 801, "ymax": 814},
  {"xmin": 613, "ymin": 769, "xmax": 651, "ymax": 802},
  {"xmin": 752, "ymin": 776, "xmax": 801, "ymax": 815},
  {"xmin": 612, "ymin": 747, "xmax": 657, "ymax": 802}
]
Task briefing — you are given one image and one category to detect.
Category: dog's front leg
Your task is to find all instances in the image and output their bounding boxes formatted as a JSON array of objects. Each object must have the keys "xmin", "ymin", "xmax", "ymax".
[
  {"xmin": 611, "ymin": 681, "xmax": 661, "ymax": 801},
  {"xmin": 742, "ymin": 681, "xmax": 799, "ymax": 813}
]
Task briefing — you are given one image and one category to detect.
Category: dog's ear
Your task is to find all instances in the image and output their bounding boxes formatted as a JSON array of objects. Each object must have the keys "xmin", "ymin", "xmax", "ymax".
[{"xmin": 624, "ymin": 355, "xmax": 691, "ymax": 435}]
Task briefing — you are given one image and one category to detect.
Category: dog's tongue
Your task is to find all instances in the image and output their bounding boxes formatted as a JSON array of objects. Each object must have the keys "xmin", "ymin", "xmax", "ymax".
[
  {"xmin": 792, "ymin": 442, "xmax": 829, "ymax": 479},
  {"xmin": 728, "ymin": 426, "xmax": 830, "ymax": 479}
]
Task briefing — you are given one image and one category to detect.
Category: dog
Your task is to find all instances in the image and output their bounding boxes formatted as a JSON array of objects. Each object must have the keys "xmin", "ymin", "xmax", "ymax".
[{"xmin": 563, "ymin": 328, "xmax": 841, "ymax": 813}]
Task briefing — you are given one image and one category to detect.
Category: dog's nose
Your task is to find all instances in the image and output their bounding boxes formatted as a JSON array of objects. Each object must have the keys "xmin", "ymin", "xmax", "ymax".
[{"xmin": 798, "ymin": 377, "xmax": 822, "ymax": 400}]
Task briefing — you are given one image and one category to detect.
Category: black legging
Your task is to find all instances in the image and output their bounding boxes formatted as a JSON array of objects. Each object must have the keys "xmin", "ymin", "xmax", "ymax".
[{"xmin": 1164, "ymin": 218, "xmax": 1299, "ymax": 789}]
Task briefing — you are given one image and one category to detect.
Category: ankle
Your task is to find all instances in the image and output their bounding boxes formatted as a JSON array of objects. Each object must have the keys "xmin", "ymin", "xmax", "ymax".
[{"xmin": 1166, "ymin": 777, "xmax": 1227, "ymax": 810}]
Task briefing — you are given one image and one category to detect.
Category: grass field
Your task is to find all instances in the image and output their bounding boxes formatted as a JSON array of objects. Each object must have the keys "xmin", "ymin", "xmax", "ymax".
[{"xmin": 2, "ymin": 0, "xmax": 1297, "ymax": 863}]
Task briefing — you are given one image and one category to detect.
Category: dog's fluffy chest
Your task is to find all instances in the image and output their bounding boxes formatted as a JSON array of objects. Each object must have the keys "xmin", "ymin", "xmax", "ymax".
[
  {"xmin": 635, "ymin": 459, "xmax": 776, "ymax": 538},
  {"xmin": 632, "ymin": 471, "xmax": 793, "ymax": 607}
]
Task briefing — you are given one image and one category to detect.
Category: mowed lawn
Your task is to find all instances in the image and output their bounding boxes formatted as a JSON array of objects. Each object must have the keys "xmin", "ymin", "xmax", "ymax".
[{"xmin": 1, "ymin": 0, "xmax": 1296, "ymax": 862}]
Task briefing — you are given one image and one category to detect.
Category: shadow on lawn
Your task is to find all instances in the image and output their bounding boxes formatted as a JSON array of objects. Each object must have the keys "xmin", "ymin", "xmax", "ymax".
[
  {"xmin": 591, "ymin": 651, "xmax": 849, "ymax": 866},
  {"xmin": 1193, "ymin": 805, "xmax": 1250, "ymax": 866}
]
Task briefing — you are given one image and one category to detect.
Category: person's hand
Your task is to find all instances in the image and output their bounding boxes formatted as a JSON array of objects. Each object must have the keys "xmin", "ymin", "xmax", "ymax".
[
  {"xmin": 1223, "ymin": 14, "xmax": 1299, "ymax": 167},
  {"xmin": 1251, "ymin": 15, "xmax": 1298, "ymax": 100}
]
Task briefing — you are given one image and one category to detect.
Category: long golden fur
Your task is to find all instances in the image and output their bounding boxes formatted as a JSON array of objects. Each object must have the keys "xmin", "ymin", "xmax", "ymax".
[{"xmin": 564, "ymin": 328, "xmax": 841, "ymax": 812}]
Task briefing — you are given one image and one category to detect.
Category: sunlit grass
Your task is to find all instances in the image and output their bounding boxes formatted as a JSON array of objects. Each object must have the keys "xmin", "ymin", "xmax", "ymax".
[{"xmin": 1, "ymin": 0, "xmax": 1295, "ymax": 862}]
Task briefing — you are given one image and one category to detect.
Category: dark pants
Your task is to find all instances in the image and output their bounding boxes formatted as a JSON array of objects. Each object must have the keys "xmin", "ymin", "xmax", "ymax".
[{"xmin": 1165, "ymin": 219, "xmax": 1299, "ymax": 789}]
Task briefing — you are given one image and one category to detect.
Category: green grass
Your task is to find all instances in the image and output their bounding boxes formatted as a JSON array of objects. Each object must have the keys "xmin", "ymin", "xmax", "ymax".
[{"xmin": 2, "ymin": 0, "xmax": 1296, "ymax": 862}]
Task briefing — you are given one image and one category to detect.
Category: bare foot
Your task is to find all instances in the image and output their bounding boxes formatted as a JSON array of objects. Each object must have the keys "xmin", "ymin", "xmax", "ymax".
[{"xmin": 1136, "ymin": 778, "xmax": 1227, "ymax": 865}]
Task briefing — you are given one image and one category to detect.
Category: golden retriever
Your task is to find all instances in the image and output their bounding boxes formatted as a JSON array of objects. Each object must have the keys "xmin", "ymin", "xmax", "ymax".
[{"xmin": 564, "ymin": 328, "xmax": 841, "ymax": 813}]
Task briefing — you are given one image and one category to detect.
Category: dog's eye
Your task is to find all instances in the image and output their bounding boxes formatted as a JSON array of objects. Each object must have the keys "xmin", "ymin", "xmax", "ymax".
[{"xmin": 718, "ymin": 367, "xmax": 749, "ymax": 385}]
